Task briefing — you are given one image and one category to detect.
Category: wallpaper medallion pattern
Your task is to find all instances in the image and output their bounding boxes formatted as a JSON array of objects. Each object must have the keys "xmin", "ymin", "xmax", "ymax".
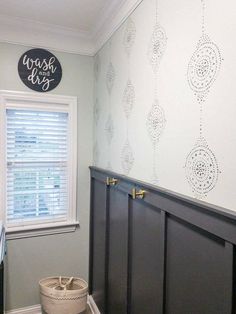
[
  {"xmin": 187, "ymin": 34, "xmax": 222, "ymax": 104},
  {"xmin": 121, "ymin": 18, "xmax": 136, "ymax": 175},
  {"xmin": 93, "ymin": 0, "xmax": 231, "ymax": 209},
  {"xmin": 146, "ymin": 0, "xmax": 167, "ymax": 184},
  {"xmin": 105, "ymin": 41, "xmax": 116, "ymax": 169},
  {"xmin": 121, "ymin": 139, "xmax": 135, "ymax": 175},
  {"xmin": 185, "ymin": 137, "xmax": 219, "ymax": 198},
  {"xmin": 105, "ymin": 113, "xmax": 114, "ymax": 145},
  {"xmin": 93, "ymin": 52, "xmax": 100, "ymax": 166},
  {"xmin": 123, "ymin": 79, "xmax": 135, "ymax": 119},
  {"xmin": 94, "ymin": 97, "xmax": 100, "ymax": 125},
  {"xmin": 106, "ymin": 62, "xmax": 116, "ymax": 95},
  {"xmin": 185, "ymin": 0, "xmax": 222, "ymax": 199},
  {"xmin": 93, "ymin": 141, "xmax": 99, "ymax": 166},
  {"xmin": 93, "ymin": 97, "xmax": 100, "ymax": 166},
  {"xmin": 123, "ymin": 17, "xmax": 136, "ymax": 57},
  {"xmin": 94, "ymin": 54, "xmax": 101, "ymax": 81},
  {"xmin": 148, "ymin": 23, "xmax": 167, "ymax": 73},
  {"xmin": 146, "ymin": 99, "xmax": 166, "ymax": 145}
]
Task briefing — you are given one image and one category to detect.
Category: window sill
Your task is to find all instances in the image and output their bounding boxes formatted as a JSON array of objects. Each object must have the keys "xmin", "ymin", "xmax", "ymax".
[{"xmin": 6, "ymin": 221, "xmax": 80, "ymax": 240}]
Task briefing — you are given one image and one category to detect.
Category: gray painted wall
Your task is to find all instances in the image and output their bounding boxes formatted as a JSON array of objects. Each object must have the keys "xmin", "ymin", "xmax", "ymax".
[{"xmin": 0, "ymin": 42, "xmax": 94, "ymax": 310}]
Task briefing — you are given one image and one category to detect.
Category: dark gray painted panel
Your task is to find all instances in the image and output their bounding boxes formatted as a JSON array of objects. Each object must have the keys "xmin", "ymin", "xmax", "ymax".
[
  {"xmin": 90, "ymin": 168, "xmax": 236, "ymax": 314},
  {"xmin": 107, "ymin": 187, "xmax": 128, "ymax": 314},
  {"xmin": 90, "ymin": 179, "xmax": 107, "ymax": 312},
  {"xmin": 129, "ymin": 199, "xmax": 162, "ymax": 314},
  {"xmin": 0, "ymin": 263, "xmax": 3, "ymax": 314},
  {"xmin": 234, "ymin": 247, "xmax": 236, "ymax": 314},
  {"xmin": 143, "ymin": 192, "xmax": 236, "ymax": 245},
  {"xmin": 165, "ymin": 216, "xmax": 233, "ymax": 314},
  {"xmin": 91, "ymin": 167, "xmax": 236, "ymax": 228}
]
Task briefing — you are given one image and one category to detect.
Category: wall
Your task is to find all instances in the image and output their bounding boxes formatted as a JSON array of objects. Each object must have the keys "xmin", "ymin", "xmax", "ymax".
[
  {"xmin": 93, "ymin": 0, "xmax": 236, "ymax": 211},
  {"xmin": 0, "ymin": 42, "xmax": 94, "ymax": 310}
]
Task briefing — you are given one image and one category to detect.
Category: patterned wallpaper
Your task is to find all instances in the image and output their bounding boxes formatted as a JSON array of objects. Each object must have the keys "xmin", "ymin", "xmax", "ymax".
[{"xmin": 93, "ymin": 0, "xmax": 236, "ymax": 211}]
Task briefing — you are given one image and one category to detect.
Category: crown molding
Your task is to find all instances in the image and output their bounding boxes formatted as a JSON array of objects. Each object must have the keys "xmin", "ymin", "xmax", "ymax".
[
  {"xmin": 92, "ymin": 0, "xmax": 144, "ymax": 53},
  {"xmin": 0, "ymin": 14, "xmax": 94, "ymax": 56},
  {"xmin": 0, "ymin": 0, "xmax": 144, "ymax": 56},
  {"xmin": 92, "ymin": 0, "xmax": 127, "ymax": 40}
]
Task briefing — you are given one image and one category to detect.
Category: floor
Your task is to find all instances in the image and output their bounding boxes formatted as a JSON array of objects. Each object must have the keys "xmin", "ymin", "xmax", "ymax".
[
  {"xmin": 42, "ymin": 304, "xmax": 93, "ymax": 314},
  {"xmin": 81, "ymin": 305, "xmax": 92, "ymax": 314}
]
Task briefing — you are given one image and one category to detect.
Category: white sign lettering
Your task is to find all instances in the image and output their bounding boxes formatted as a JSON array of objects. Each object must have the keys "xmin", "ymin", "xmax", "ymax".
[{"xmin": 18, "ymin": 49, "xmax": 62, "ymax": 92}]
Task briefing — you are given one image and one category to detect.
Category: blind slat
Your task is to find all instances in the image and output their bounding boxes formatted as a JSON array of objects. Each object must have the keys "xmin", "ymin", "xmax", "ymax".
[
  {"xmin": 7, "ymin": 200, "xmax": 67, "ymax": 207},
  {"xmin": 7, "ymin": 139, "xmax": 67, "ymax": 145},
  {"xmin": 6, "ymin": 108, "xmax": 69, "ymax": 225},
  {"xmin": 7, "ymin": 134, "xmax": 67, "ymax": 140},
  {"xmin": 7, "ymin": 120, "xmax": 68, "ymax": 126},
  {"xmin": 7, "ymin": 213, "xmax": 67, "ymax": 221}
]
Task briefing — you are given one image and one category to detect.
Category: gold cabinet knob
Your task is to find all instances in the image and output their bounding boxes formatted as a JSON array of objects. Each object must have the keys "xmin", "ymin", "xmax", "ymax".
[
  {"xmin": 131, "ymin": 188, "xmax": 146, "ymax": 199},
  {"xmin": 106, "ymin": 177, "xmax": 118, "ymax": 186}
]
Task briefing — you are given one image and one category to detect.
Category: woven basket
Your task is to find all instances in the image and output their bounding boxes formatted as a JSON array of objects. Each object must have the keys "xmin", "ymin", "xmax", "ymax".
[{"xmin": 39, "ymin": 276, "xmax": 88, "ymax": 314}]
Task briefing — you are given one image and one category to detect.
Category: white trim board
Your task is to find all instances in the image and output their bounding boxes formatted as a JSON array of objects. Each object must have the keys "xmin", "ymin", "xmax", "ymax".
[
  {"xmin": 88, "ymin": 295, "xmax": 101, "ymax": 314},
  {"xmin": 6, "ymin": 304, "xmax": 41, "ymax": 314},
  {"xmin": 0, "ymin": 0, "xmax": 144, "ymax": 56},
  {"xmin": 5, "ymin": 296, "xmax": 100, "ymax": 314},
  {"xmin": 0, "ymin": 90, "xmax": 78, "ymax": 240}
]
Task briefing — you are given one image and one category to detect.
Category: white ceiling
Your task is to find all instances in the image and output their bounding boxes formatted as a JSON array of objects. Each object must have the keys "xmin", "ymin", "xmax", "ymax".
[
  {"xmin": 0, "ymin": 0, "xmax": 142, "ymax": 55},
  {"xmin": 0, "ymin": 0, "xmax": 122, "ymax": 32}
]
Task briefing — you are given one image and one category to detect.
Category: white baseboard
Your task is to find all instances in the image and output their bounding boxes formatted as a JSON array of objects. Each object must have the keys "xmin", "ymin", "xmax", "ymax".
[
  {"xmin": 6, "ymin": 304, "xmax": 41, "ymax": 314},
  {"xmin": 88, "ymin": 295, "xmax": 101, "ymax": 314},
  {"xmin": 6, "ymin": 296, "xmax": 100, "ymax": 314}
]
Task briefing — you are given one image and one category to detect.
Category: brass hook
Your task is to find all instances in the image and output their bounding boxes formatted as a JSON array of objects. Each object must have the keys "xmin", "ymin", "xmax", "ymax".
[
  {"xmin": 106, "ymin": 177, "xmax": 118, "ymax": 186},
  {"xmin": 131, "ymin": 188, "xmax": 146, "ymax": 199}
]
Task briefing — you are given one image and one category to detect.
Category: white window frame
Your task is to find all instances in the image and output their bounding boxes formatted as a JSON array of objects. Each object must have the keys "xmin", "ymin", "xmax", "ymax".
[{"xmin": 0, "ymin": 90, "xmax": 79, "ymax": 239}]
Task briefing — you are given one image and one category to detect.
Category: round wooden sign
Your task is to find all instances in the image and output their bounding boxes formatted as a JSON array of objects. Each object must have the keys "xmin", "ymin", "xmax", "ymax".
[{"xmin": 18, "ymin": 48, "xmax": 62, "ymax": 92}]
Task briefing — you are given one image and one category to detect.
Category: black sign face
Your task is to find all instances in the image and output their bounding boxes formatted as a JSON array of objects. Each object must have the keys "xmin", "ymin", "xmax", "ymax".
[{"xmin": 18, "ymin": 48, "xmax": 62, "ymax": 92}]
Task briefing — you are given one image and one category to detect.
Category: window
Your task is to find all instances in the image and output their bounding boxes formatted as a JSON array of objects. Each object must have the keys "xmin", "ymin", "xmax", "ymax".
[{"xmin": 0, "ymin": 91, "xmax": 78, "ymax": 238}]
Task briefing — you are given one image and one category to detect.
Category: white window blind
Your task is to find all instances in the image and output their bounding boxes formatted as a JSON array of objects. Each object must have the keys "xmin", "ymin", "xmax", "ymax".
[{"xmin": 6, "ymin": 109, "xmax": 69, "ymax": 226}]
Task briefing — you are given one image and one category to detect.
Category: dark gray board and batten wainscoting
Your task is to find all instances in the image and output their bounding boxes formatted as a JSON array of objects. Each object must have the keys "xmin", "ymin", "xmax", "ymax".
[{"xmin": 89, "ymin": 167, "xmax": 236, "ymax": 314}]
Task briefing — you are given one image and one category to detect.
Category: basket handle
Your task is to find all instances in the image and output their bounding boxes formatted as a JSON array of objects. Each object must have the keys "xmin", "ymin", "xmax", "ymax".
[{"xmin": 59, "ymin": 276, "xmax": 74, "ymax": 290}]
